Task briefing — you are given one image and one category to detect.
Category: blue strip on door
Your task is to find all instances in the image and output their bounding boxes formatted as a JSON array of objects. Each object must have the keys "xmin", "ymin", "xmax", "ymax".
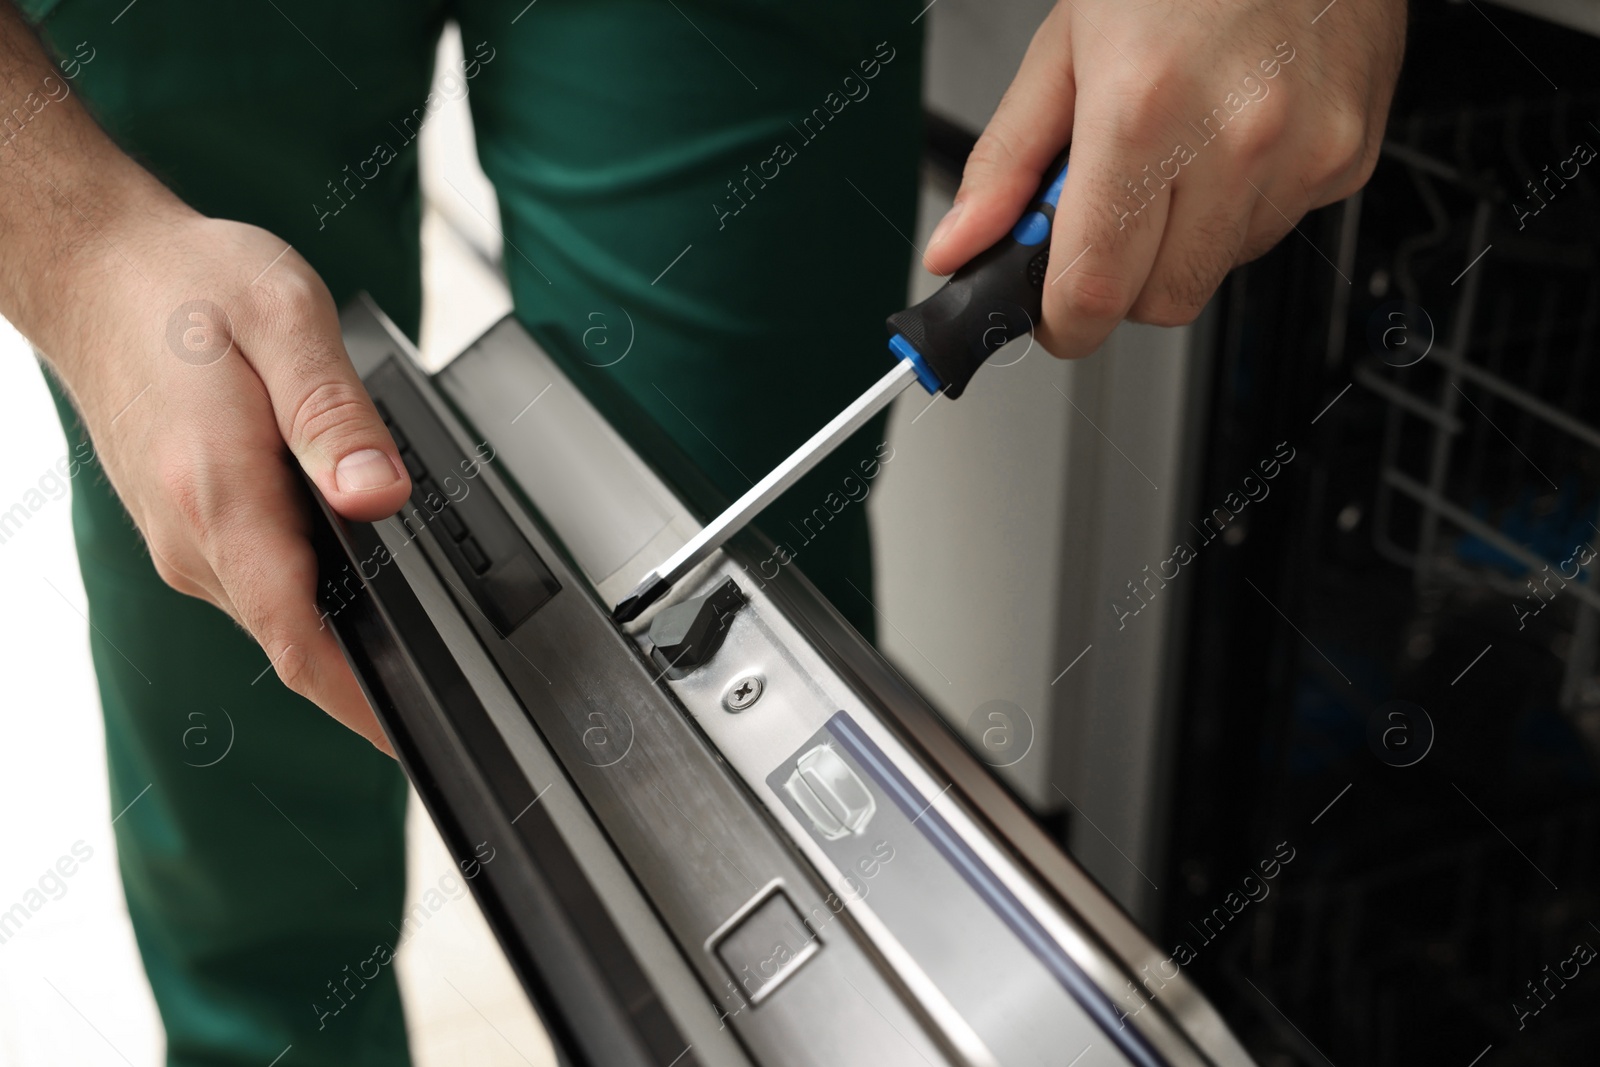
[{"xmin": 825, "ymin": 711, "xmax": 1168, "ymax": 1067}]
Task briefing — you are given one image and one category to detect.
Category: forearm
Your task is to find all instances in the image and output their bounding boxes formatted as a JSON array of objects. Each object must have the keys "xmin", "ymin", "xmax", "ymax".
[{"xmin": 0, "ymin": 2, "xmax": 188, "ymax": 364}]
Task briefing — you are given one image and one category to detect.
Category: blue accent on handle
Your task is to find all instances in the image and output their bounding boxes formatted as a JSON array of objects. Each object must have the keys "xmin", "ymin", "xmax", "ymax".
[
  {"xmin": 888, "ymin": 333, "xmax": 944, "ymax": 395},
  {"xmin": 824, "ymin": 711, "xmax": 1169, "ymax": 1067},
  {"xmin": 1011, "ymin": 210, "xmax": 1052, "ymax": 246},
  {"xmin": 1042, "ymin": 161, "xmax": 1070, "ymax": 208},
  {"xmin": 1009, "ymin": 160, "xmax": 1068, "ymax": 246}
]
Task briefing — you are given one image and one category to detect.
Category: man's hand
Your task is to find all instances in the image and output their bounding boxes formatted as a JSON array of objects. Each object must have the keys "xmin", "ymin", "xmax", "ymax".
[
  {"xmin": 922, "ymin": 0, "xmax": 1406, "ymax": 358},
  {"xmin": 1, "ymin": 4, "xmax": 408, "ymax": 752},
  {"xmin": 54, "ymin": 215, "xmax": 411, "ymax": 752}
]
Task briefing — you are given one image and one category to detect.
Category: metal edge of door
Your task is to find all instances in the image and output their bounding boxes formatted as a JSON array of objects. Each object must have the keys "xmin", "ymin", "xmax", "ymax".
[{"xmin": 306, "ymin": 418, "xmax": 740, "ymax": 1067}]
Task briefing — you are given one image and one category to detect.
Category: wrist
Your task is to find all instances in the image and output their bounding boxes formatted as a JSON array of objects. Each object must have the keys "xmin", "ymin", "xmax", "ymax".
[{"xmin": 19, "ymin": 158, "xmax": 193, "ymax": 375}]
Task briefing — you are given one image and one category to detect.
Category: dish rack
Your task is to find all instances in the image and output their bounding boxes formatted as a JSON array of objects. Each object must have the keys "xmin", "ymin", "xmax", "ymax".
[{"xmin": 1352, "ymin": 94, "xmax": 1600, "ymax": 720}]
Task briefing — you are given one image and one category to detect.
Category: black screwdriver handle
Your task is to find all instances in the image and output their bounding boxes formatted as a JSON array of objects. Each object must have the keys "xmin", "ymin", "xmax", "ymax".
[{"xmin": 886, "ymin": 148, "xmax": 1071, "ymax": 399}]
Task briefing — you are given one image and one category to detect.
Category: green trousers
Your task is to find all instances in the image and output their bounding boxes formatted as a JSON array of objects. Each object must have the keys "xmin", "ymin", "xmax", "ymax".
[{"xmin": 26, "ymin": 1, "xmax": 922, "ymax": 1063}]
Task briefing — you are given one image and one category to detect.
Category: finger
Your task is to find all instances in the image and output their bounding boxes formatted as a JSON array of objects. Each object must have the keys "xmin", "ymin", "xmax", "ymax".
[
  {"xmin": 1127, "ymin": 177, "xmax": 1253, "ymax": 327},
  {"xmin": 209, "ymin": 493, "xmax": 394, "ymax": 756},
  {"xmin": 237, "ymin": 266, "xmax": 410, "ymax": 524},
  {"xmin": 1035, "ymin": 104, "xmax": 1172, "ymax": 360},
  {"xmin": 922, "ymin": 5, "xmax": 1075, "ymax": 276}
]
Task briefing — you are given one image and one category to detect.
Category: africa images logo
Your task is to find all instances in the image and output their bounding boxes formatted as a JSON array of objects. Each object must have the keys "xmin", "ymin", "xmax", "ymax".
[{"xmin": 165, "ymin": 299, "xmax": 234, "ymax": 366}]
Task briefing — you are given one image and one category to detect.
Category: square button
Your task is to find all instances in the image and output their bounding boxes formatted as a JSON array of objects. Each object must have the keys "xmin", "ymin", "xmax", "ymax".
[{"xmin": 713, "ymin": 889, "xmax": 820, "ymax": 1006}]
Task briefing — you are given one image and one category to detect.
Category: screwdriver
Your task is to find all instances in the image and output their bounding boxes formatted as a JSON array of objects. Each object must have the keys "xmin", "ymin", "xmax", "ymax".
[{"xmin": 612, "ymin": 151, "xmax": 1072, "ymax": 624}]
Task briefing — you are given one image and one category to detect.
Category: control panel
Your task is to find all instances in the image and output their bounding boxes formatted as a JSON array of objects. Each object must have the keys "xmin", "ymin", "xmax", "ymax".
[{"xmin": 366, "ymin": 357, "xmax": 560, "ymax": 634}]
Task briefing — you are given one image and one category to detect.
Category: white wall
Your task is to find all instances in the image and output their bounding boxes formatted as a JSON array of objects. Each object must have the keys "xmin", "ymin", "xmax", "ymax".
[{"xmin": 0, "ymin": 316, "xmax": 162, "ymax": 1067}]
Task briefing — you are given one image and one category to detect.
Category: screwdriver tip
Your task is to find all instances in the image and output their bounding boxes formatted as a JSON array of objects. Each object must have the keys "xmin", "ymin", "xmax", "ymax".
[{"xmin": 612, "ymin": 573, "xmax": 670, "ymax": 624}]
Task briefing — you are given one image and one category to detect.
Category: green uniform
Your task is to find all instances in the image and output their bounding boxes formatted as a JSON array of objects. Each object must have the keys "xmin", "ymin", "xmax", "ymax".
[{"xmin": 21, "ymin": 0, "xmax": 921, "ymax": 1063}]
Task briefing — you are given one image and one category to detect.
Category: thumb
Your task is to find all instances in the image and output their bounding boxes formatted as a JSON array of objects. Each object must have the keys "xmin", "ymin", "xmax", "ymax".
[
  {"xmin": 922, "ymin": 5, "xmax": 1077, "ymax": 277},
  {"xmin": 241, "ymin": 274, "xmax": 411, "ymax": 523}
]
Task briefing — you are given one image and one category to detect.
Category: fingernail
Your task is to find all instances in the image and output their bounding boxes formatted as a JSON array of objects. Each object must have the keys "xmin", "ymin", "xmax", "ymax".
[
  {"xmin": 336, "ymin": 449, "xmax": 402, "ymax": 492},
  {"xmin": 929, "ymin": 201, "xmax": 963, "ymax": 247}
]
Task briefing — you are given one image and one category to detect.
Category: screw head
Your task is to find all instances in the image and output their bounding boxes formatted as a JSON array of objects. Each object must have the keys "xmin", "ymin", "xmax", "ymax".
[{"xmin": 722, "ymin": 673, "xmax": 765, "ymax": 712}]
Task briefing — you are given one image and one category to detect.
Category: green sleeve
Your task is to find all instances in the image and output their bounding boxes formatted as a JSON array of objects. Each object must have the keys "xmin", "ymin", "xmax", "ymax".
[{"xmin": 12, "ymin": 0, "xmax": 61, "ymax": 25}]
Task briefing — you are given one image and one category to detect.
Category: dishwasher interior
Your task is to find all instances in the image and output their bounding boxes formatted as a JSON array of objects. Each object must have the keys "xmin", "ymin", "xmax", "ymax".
[{"xmin": 1161, "ymin": 4, "xmax": 1600, "ymax": 1064}]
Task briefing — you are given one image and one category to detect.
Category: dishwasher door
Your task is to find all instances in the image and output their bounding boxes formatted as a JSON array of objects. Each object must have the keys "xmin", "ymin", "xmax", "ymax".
[{"xmin": 310, "ymin": 295, "xmax": 1254, "ymax": 1067}]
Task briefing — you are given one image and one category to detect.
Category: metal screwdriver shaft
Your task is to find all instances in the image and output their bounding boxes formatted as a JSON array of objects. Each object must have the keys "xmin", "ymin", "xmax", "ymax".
[
  {"xmin": 612, "ymin": 358, "xmax": 920, "ymax": 622},
  {"xmin": 613, "ymin": 151, "xmax": 1072, "ymax": 625}
]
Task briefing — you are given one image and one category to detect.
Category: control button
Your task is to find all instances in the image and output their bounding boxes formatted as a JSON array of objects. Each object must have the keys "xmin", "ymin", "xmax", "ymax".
[
  {"xmin": 414, "ymin": 478, "xmax": 444, "ymax": 511},
  {"xmin": 714, "ymin": 889, "xmax": 821, "ymax": 1006},
  {"xmin": 438, "ymin": 508, "xmax": 468, "ymax": 542},
  {"xmin": 1010, "ymin": 209, "xmax": 1051, "ymax": 247},
  {"xmin": 459, "ymin": 537, "xmax": 491, "ymax": 575},
  {"xmin": 387, "ymin": 423, "xmax": 409, "ymax": 452},
  {"xmin": 364, "ymin": 357, "xmax": 559, "ymax": 633},
  {"xmin": 373, "ymin": 398, "xmax": 392, "ymax": 424},
  {"xmin": 784, "ymin": 745, "xmax": 875, "ymax": 840},
  {"xmin": 648, "ymin": 577, "xmax": 745, "ymax": 678},
  {"xmin": 402, "ymin": 451, "xmax": 427, "ymax": 481}
]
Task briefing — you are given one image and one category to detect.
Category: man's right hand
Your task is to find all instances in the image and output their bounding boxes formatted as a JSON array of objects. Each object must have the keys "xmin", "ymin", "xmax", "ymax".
[{"xmin": 2, "ymin": 3, "xmax": 408, "ymax": 752}]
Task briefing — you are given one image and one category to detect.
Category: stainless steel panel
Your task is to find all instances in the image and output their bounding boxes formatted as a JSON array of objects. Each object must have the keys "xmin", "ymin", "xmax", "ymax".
[
  {"xmin": 347, "ymin": 295, "xmax": 1251, "ymax": 1066},
  {"xmin": 660, "ymin": 564, "xmax": 1214, "ymax": 1067}
]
